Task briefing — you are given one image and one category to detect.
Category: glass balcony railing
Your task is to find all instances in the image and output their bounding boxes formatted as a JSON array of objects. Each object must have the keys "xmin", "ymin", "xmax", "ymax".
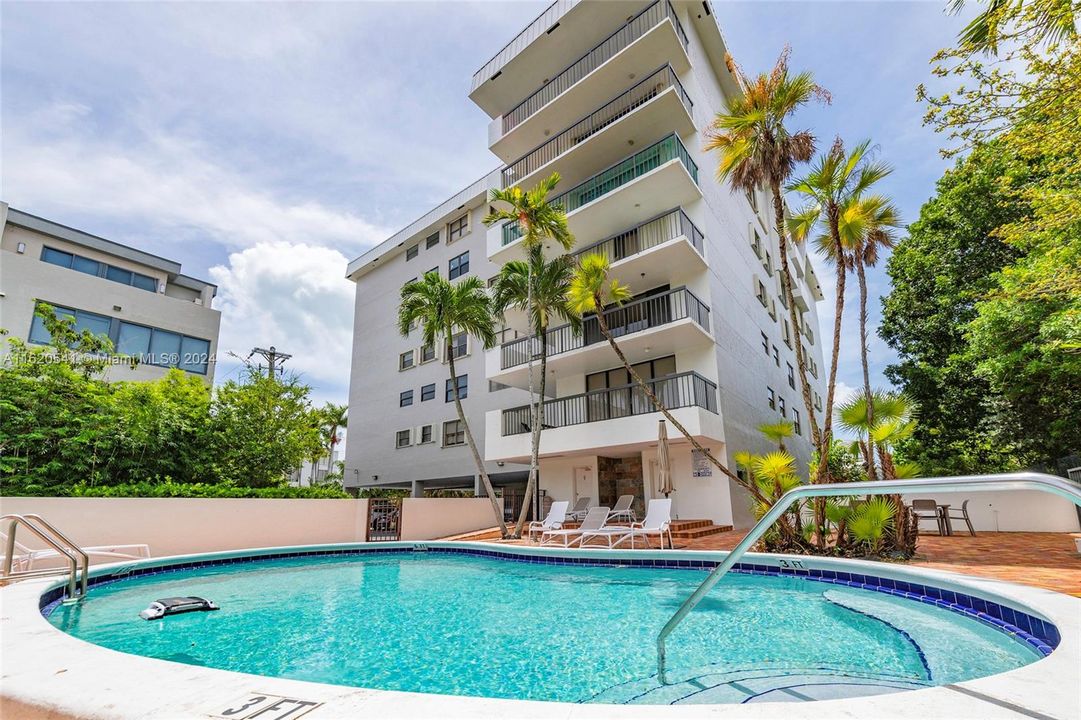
[
  {"xmin": 501, "ymin": 64, "xmax": 692, "ymax": 188},
  {"xmin": 572, "ymin": 208, "xmax": 703, "ymax": 265},
  {"xmin": 501, "ymin": 370, "xmax": 718, "ymax": 436},
  {"xmin": 500, "ymin": 286, "xmax": 709, "ymax": 370},
  {"xmin": 501, "ymin": 133, "xmax": 699, "ymax": 246},
  {"xmin": 502, "ymin": 0, "xmax": 689, "ymax": 133}
]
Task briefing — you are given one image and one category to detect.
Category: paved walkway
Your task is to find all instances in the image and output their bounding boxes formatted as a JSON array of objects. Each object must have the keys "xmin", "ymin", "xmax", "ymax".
[{"xmin": 456, "ymin": 528, "xmax": 1081, "ymax": 596}]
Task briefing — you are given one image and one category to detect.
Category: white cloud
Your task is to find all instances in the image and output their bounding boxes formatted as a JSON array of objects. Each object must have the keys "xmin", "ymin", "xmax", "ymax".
[{"xmin": 209, "ymin": 242, "xmax": 354, "ymax": 391}]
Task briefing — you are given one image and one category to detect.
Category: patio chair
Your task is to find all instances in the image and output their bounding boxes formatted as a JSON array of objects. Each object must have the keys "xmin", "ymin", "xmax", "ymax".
[
  {"xmin": 526, "ymin": 501, "xmax": 569, "ymax": 544},
  {"xmin": 944, "ymin": 499, "xmax": 977, "ymax": 536},
  {"xmin": 540, "ymin": 507, "xmax": 609, "ymax": 547},
  {"xmin": 607, "ymin": 495, "xmax": 636, "ymax": 523},
  {"xmin": 610, "ymin": 499, "xmax": 674, "ymax": 549},
  {"xmin": 566, "ymin": 497, "xmax": 592, "ymax": 521},
  {"xmin": 2, "ymin": 533, "xmax": 151, "ymax": 571},
  {"xmin": 910, "ymin": 499, "xmax": 945, "ymax": 535}
]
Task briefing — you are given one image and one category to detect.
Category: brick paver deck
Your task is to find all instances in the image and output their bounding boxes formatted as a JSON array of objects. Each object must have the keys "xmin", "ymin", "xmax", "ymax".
[{"xmin": 453, "ymin": 528, "xmax": 1081, "ymax": 596}]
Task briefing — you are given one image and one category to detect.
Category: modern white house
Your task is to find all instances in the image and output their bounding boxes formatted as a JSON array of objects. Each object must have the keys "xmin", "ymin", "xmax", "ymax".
[
  {"xmin": 0, "ymin": 203, "xmax": 221, "ymax": 382},
  {"xmin": 345, "ymin": 0, "xmax": 828, "ymax": 530}
]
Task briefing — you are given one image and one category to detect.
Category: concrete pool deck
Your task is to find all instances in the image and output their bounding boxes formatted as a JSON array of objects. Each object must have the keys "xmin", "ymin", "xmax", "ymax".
[{"xmin": 2, "ymin": 541, "xmax": 1079, "ymax": 719}]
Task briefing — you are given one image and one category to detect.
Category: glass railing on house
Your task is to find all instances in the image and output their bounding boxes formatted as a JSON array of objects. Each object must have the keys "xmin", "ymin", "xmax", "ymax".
[
  {"xmin": 502, "ymin": 0, "xmax": 689, "ymax": 133},
  {"xmin": 501, "ymin": 65, "xmax": 692, "ymax": 188},
  {"xmin": 502, "ymin": 133, "xmax": 698, "ymax": 246},
  {"xmin": 500, "ymin": 286, "xmax": 709, "ymax": 370},
  {"xmin": 502, "ymin": 371, "xmax": 717, "ymax": 436},
  {"xmin": 572, "ymin": 208, "xmax": 703, "ymax": 265}
]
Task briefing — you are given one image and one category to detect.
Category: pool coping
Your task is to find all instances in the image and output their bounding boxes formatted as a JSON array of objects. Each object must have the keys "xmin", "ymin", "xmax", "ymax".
[{"xmin": 2, "ymin": 541, "xmax": 1079, "ymax": 719}]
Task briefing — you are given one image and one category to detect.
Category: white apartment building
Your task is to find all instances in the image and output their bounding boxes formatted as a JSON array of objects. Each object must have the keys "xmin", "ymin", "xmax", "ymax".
[
  {"xmin": 0, "ymin": 204, "xmax": 221, "ymax": 382},
  {"xmin": 345, "ymin": 0, "xmax": 827, "ymax": 529}
]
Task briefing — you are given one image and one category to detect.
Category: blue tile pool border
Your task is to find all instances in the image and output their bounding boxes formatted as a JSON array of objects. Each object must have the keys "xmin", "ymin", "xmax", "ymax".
[{"xmin": 37, "ymin": 543, "xmax": 1058, "ymax": 655}]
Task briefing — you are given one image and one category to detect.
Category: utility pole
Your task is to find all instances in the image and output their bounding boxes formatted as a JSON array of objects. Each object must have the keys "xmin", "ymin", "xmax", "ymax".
[{"xmin": 248, "ymin": 346, "xmax": 292, "ymax": 380}]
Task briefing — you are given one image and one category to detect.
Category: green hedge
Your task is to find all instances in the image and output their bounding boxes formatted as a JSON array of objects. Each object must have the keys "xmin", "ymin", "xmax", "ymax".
[{"xmin": 71, "ymin": 481, "xmax": 350, "ymax": 499}]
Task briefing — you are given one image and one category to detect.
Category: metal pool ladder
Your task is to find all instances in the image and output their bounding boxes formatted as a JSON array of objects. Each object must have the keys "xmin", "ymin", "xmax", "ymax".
[
  {"xmin": 656, "ymin": 471, "xmax": 1081, "ymax": 684},
  {"xmin": 2, "ymin": 514, "xmax": 90, "ymax": 602}
]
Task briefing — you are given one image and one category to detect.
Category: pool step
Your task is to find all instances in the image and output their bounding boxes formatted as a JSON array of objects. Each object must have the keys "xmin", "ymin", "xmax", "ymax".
[{"xmin": 670, "ymin": 521, "xmax": 733, "ymax": 539}]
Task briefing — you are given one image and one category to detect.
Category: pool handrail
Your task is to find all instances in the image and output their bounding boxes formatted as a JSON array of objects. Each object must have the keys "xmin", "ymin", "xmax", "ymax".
[
  {"xmin": 1, "ymin": 513, "xmax": 89, "ymax": 601},
  {"xmin": 656, "ymin": 471, "xmax": 1081, "ymax": 683}
]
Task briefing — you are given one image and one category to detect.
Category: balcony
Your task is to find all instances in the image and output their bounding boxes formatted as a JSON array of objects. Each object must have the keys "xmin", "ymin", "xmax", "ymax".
[
  {"xmin": 492, "ymin": 133, "xmax": 700, "ymax": 262},
  {"xmin": 484, "ymin": 371, "xmax": 724, "ymax": 462},
  {"xmin": 500, "ymin": 65, "xmax": 693, "ymax": 191},
  {"xmin": 486, "ymin": 0, "xmax": 692, "ymax": 161}
]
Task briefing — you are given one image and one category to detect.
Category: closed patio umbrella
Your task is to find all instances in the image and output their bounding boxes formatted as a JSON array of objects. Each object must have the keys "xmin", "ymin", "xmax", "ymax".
[{"xmin": 658, "ymin": 419, "xmax": 674, "ymax": 498}]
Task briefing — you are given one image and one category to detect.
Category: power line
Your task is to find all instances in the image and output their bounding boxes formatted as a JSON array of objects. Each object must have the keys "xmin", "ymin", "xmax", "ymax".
[{"xmin": 247, "ymin": 346, "xmax": 292, "ymax": 380}]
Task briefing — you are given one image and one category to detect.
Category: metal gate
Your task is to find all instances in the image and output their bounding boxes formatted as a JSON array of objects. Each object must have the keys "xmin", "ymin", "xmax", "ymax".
[{"xmin": 366, "ymin": 498, "xmax": 401, "ymax": 541}]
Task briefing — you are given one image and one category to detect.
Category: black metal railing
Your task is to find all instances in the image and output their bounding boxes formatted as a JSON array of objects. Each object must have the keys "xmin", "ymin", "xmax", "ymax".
[
  {"xmin": 367, "ymin": 498, "xmax": 401, "ymax": 541},
  {"xmin": 501, "ymin": 65, "xmax": 691, "ymax": 188},
  {"xmin": 502, "ymin": 0, "xmax": 689, "ymax": 133},
  {"xmin": 501, "ymin": 287, "xmax": 709, "ymax": 370},
  {"xmin": 572, "ymin": 208, "xmax": 703, "ymax": 265},
  {"xmin": 502, "ymin": 371, "xmax": 718, "ymax": 436},
  {"xmin": 502, "ymin": 133, "xmax": 698, "ymax": 245}
]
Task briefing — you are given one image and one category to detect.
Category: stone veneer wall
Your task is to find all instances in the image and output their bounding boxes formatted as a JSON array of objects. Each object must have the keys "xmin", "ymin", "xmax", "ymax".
[{"xmin": 597, "ymin": 455, "xmax": 645, "ymax": 516}]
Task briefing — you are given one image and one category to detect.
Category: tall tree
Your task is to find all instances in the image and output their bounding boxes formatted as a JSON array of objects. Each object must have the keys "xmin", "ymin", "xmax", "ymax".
[
  {"xmin": 567, "ymin": 253, "xmax": 770, "ymax": 510},
  {"xmin": 398, "ymin": 272, "xmax": 508, "ymax": 536},
  {"xmin": 787, "ymin": 138, "xmax": 894, "ymax": 482},
  {"xmin": 483, "ymin": 173, "xmax": 573, "ymax": 535},
  {"xmin": 703, "ymin": 49, "xmax": 827, "ymax": 464}
]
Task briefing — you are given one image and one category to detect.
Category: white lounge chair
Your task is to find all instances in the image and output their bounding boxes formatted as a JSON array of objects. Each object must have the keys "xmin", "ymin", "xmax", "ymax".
[
  {"xmin": 2, "ymin": 533, "xmax": 151, "ymax": 571},
  {"xmin": 541, "ymin": 507, "xmax": 609, "ymax": 547},
  {"xmin": 527, "ymin": 501, "xmax": 569, "ymax": 544},
  {"xmin": 611, "ymin": 499, "xmax": 674, "ymax": 549},
  {"xmin": 566, "ymin": 496, "xmax": 592, "ymax": 521},
  {"xmin": 607, "ymin": 494, "xmax": 636, "ymax": 523}
]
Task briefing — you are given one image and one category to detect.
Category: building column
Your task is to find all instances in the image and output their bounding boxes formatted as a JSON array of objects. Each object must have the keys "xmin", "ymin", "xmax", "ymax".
[
  {"xmin": 473, "ymin": 474, "xmax": 488, "ymax": 497},
  {"xmin": 411, "ymin": 480, "xmax": 425, "ymax": 498}
]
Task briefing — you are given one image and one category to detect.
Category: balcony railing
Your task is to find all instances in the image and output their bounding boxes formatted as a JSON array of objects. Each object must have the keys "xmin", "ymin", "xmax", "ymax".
[
  {"xmin": 502, "ymin": 0, "xmax": 689, "ymax": 133},
  {"xmin": 502, "ymin": 371, "xmax": 717, "ymax": 436},
  {"xmin": 572, "ymin": 208, "xmax": 703, "ymax": 265},
  {"xmin": 501, "ymin": 65, "xmax": 692, "ymax": 188},
  {"xmin": 500, "ymin": 286, "xmax": 709, "ymax": 370},
  {"xmin": 502, "ymin": 133, "xmax": 698, "ymax": 246}
]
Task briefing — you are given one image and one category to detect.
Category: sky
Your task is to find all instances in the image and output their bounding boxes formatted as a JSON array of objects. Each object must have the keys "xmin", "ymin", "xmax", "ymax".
[{"xmin": 1, "ymin": 1, "xmax": 971, "ymax": 408}]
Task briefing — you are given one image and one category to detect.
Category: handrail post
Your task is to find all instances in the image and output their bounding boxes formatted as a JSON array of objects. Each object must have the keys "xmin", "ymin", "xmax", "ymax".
[
  {"xmin": 25, "ymin": 514, "xmax": 90, "ymax": 598},
  {"xmin": 655, "ymin": 472, "xmax": 1081, "ymax": 684},
  {"xmin": 0, "ymin": 514, "xmax": 81, "ymax": 601}
]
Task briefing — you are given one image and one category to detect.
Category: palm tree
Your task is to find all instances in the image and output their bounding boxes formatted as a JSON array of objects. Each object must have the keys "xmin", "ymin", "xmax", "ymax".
[
  {"xmin": 310, "ymin": 403, "xmax": 348, "ymax": 485},
  {"xmin": 483, "ymin": 173, "xmax": 573, "ymax": 535},
  {"xmin": 788, "ymin": 138, "xmax": 894, "ymax": 482},
  {"xmin": 490, "ymin": 249, "xmax": 580, "ymax": 536},
  {"xmin": 704, "ymin": 49, "xmax": 828, "ymax": 475},
  {"xmin": 568, "ymin": 253, "xmax": 770, "ymax": 509},
  {"xmin": 398, "ymin": 272, "xmax": 508, "ymax": 537}
]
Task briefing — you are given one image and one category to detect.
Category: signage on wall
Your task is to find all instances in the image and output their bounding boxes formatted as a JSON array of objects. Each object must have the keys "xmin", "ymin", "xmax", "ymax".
[{"xmin": 691, "ymin": 449, "xmax": 712, "ymax": 478}]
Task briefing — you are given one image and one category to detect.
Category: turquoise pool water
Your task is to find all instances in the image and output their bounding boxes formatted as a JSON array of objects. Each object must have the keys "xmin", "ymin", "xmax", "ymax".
[{"xmin": 46, "ymin": 552, "xmax": 1040, "ymax": 704}]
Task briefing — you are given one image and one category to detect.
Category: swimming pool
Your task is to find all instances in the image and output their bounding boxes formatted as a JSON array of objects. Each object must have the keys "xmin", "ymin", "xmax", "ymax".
[{"xmin": 42, "ymin": 547, "xmax": 1052, "ymax": 705}]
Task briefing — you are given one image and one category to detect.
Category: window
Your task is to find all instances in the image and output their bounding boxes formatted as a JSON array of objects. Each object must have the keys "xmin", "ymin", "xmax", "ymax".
[
  {"xmin": 420, "ymin": 344, "xmax": 436, "ymax": 363},
  {"xmin": 132, "ymin": 273, "xmax": 157, "ymax": 292},
  {"xmin": 149, "ymin": 329, "xmax": 181, "ymax": 367},
  {"xmin": 768, "ymin": 297, "xmax": 778, "ymax": 321},
  {"xmin": 448, "ymin": 251, "xmax": 469, "ymax": 280},
  {"xmin": 399, "ymin": 350, "xmax": 414, "ymax": 370},
  {"xmin": 406, "ymin": 244, "xmax": 419, "ymax": 261},
  {"xmin": 41, "ymin": 247, "xmax": 74, "ymax": 268},
  {"xmin": 814, "ymin": 392, "xmax": 823, "ymax": 411},
  {"xmin": 761, "ymin": 331, "xmax": 769, "ymax": 355},
  {"xmin": 426, "ymin": 267, "xmax": 438, "ymax": 278},
  {"xmin": 755, "ymin": 277, "xmax": 768, "ymax": 307},
  {"xmin": 421, "ymin": 383, "xmax": 435, "ymax": 401},
  {"xmin": 41, "ymin": 246, "xmax": 157, "ymax": 292},
  {"xmin": 764, "ymin": 251, "xmax": 773, "ymax": 276},
  {"xmin": 747, "ymin": 190, "xmax": 759, "ymax": 213},
  {"xmin": 751, "ymin": 228, "xmax": 763, "ymax": 258},
  {"xmin": 106, "ymin": 265, "xmax": 133, "ymax": 285},
  {"xmin": 794, "ymin": 409, "xmax": 802, "ymax": 436},
  {"xmin": 396, "ymin": 429, "xmax": 412, "ymax": 448},
  {"xmin": 420, "ymin": 424, "xmax": 433, "ymax": 444},
  {"xmin": 178, "ymin": 336, "xmax": 210, "ymax": 374},
  {"xmin": 400, "ymin": 390, "xmax": 414, "ymax": 407},
  {"xmin": 425, "ymin": 232, "xmax": 440, "ymax": 249},
  {"xmin": 72, "ymin": 255, "xmax": 102, "ymax": 277},
  {"xmin": 446, "ymin": 374, "xmax": 468, "ymax": 402},
  {"xmin": 448, "ymin": 214, "xmax": 469, "ymax": 243},
  {"xmin": 447, "ymin": 331, "xmax": 467, "ymax": 359},
  {"xmin": 767, "ymin": 386, "xmax": 776, "ymax": 410},
  {"xmin": 787, "ymin": 362, "xmax": 795, "ymax": 389},
  {"xmin": 443, "ymin": 420, "xmax": 465, "ymax": 447},
  {"xmin": 772, "ymin": 345, "xmax": 780, "ymax": 367},
  {"xmin": 779, "ymin": 396, "xmax": 787, "ymax": 418},
  {"xmin": 782, "ymin": 319, "xmax": 793, "ymax": 348},
  {"xmin": 117, "ymin": 322, "xmax": 153, "ymax": 357}
]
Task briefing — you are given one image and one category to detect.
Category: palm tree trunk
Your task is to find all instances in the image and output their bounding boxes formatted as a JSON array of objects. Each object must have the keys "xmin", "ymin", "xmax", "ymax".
[
  {"xmin": 771, "ymin": 184, "xmax": 827, "ymax": 548},
  {"xmin": 855, "ymin": 248, "xmax": 879, "ymax": 482},
  {"xmin": 515, "ymin": 330, "xmax": 547, "ymax": 536},
  {"xmin": 591, "ymin": 292, "xmax": 773, "ymax": 510},
  {"xmin": 448, "ymin": 351, "xmax": 509, "ymax": 537},
  {"xmin": 515, "ymin": 260, "xmax": 539, "ymax": 539}
]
